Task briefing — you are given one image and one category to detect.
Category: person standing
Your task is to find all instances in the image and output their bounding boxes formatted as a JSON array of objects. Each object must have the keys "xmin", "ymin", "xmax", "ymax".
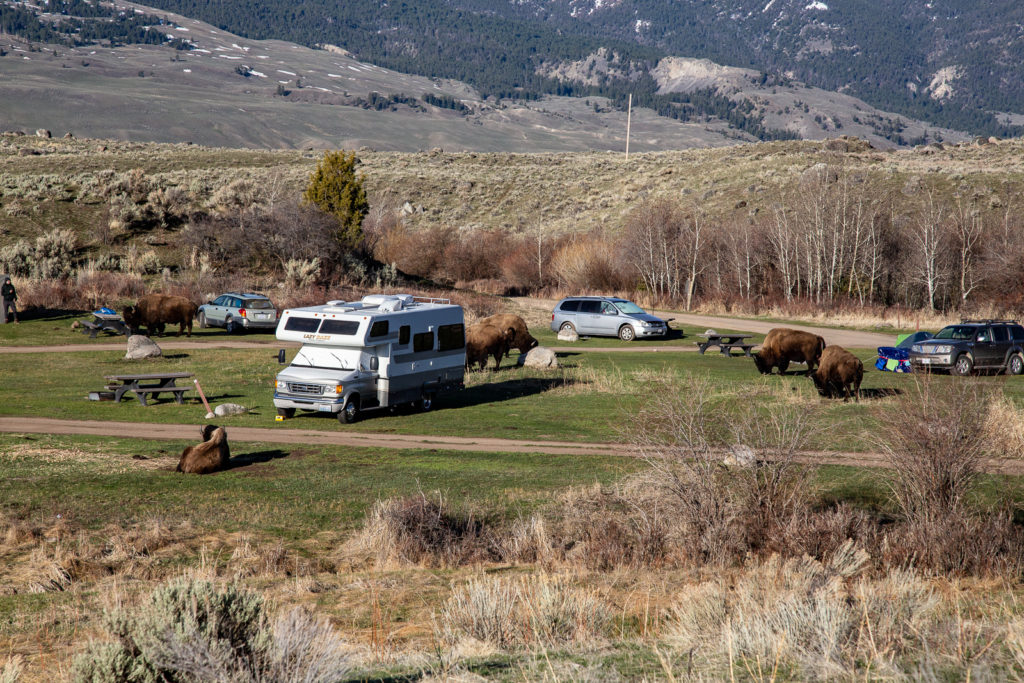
[{"xmin": 1, "ymin": 275, "xmax": 18, "ymax": 324}]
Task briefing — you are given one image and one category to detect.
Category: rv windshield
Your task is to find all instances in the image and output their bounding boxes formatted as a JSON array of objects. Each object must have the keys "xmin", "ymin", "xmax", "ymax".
[{"xmin": 291, "ymin": 346, "xmax": 362, "ymax": 371}]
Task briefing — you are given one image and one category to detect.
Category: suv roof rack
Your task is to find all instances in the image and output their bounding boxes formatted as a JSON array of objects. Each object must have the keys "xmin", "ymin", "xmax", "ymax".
[{"xmin": 959, "ymin": 319, "xmax": 1019, "ymax": 325}]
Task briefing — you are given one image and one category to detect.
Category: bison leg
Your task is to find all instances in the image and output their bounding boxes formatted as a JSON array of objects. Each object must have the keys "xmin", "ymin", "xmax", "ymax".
[
  {"xmin": 778, "ymin": 359, "xmax": 790, "ymax": 375},
  {"xmin": 492, "ymin": 351, "xmax": 502, "ymax": 371}
]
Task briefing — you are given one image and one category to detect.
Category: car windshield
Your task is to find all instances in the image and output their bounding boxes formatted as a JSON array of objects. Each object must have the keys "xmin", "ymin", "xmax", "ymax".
[
  {"xmin": 614, "ymin": 301, "xmax": 645, "ymax": 314},
  {"xmin": 243, "ymin": 299, "xmax": 273, "ymax": 309},
  {"xmin": 933, "ymin": 325, "xmax": 976, "ymax": 340}
]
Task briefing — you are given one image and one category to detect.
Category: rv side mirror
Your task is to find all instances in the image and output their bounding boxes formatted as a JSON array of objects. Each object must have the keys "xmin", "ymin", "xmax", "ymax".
[
  {"xmin": 277, "ymin": 349, "xmax": 286, "ymax": 364},
  {"xmin": 370, "ymin": 357, "xmax": 379, "ymax": 371}
]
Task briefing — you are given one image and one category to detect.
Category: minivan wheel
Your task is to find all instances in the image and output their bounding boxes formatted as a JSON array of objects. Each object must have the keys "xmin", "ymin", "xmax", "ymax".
[
  {"xmin": 559, "ymin": 322, "xmax": 576, "ymax": 334},
  {"xmin": 1009, "ymin": 354, "xmax": 1024, "ymax": 376},
  {"xmin": 340, "ymin": 396, "xmax": 360, "ymax": 423},
  {"xmin": 618, "ymin": 325, "xmax": 636, "ymax": 342},
  {"xmin": 952, "ymin": 354, "xmax": 974, "ymax": 376}
]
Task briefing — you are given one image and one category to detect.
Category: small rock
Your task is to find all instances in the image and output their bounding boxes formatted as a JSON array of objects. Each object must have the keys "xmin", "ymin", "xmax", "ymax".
[
  {"xmin": 205, "ymin": 412, "xmax": 216, "ymax": 419},
  {"xmin": 520, "ymin": 346, "xmax": 558, "ymax": 369},
  {"xmin": 125, "ymin": 335, "xmax": 161, "ymax": 360},
  {"xmin": 557, "ymin": 328, "xmax": 579, "ymax": 342},
  {"xmin": 704, "ymin": 329, "xmax": 717, "ymax": 336},
  {"xmin": 35, "ymin": 128, "xmax": 51, "ymax": 139},
  {"xmin": 723, "ymin": 445, "xmax": 756, "ymax": 468},
  {"xmin": 214, "ymin": 403, "xmax": 247, "ymax": 417}
]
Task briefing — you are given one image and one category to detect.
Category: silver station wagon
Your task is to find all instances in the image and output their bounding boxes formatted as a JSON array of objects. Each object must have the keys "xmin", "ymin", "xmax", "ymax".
[
  {"xmin": 197, "ymin": 292, "xmax": 278, "ymax": 333},
  {"xmin": 550, "ymin": 296, "xmax": 667, "ymax": 341}
]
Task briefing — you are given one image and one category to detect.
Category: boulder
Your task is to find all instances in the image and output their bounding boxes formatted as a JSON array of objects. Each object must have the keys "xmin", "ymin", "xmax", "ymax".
[
  {"xmin": 723, "ymin": 444, "xmax": 756, "ymax": 468},
  {"xmin": 520, "ymin": 346, "xmax": 558, "ymax": 369},
  {"xmin": 557, "ymin": 328, "xmax": 579, "ymax": 342},
  {"xmin": 35, "ymin": 128, "xmax": 51, "ymax": 139},
  {"xmin": 213, "ymin": 402, "xmax": 247, "ymax": 417},
  {"xmin": 125, "ymin": 335, "xmax": 161, "ymax": 360}
]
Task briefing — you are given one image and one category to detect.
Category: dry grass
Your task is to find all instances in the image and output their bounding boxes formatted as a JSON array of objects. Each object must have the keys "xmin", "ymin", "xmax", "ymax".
[{"xmin": 985, "ymin": 394, "xmax": 1024, "ymax": 460}]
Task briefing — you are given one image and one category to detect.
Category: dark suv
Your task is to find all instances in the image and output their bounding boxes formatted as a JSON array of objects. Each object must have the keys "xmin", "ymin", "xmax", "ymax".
[{"xmin": 908, "ymin": 319, "xmax": 1024, "ymax": 375}]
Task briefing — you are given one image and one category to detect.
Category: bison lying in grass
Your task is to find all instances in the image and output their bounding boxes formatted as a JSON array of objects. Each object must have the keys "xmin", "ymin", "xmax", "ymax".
[
  {"xmin": 466, "ymin": 323, "xmax": 516, "ymax": 371},
  {"xmin": 123, "ymin": 293, "xmax": 198, "ymax": 337},
  {"xmin": 479, "ymin": 313, "xmax": 538, "ymax": 359},
  {"xmin": 753, "ymin": 328, "xmax": 826, "ymax": 376},
  {"xmin": 177, "ymin": 425, "xmax": 230, "ymax": 474},
  {"xmin": 810, "ymin": 345, "xmax": 863, "ymax": 402}
]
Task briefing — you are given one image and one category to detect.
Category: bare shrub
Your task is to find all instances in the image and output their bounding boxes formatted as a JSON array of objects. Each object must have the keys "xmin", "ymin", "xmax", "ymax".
[
  {"xmin": 627, "ymin": 375, "xmax": 820, "ymax": 565},
  {"xmin": 984, "ymin": 394, "xmax": 1024, "ymax": 459},
  {"xmin": 343, "ymin": 493, "xmax": 499, "ymax": 568},
  {"xmin": 121, "ymin": 244, "xmax": 161, "ymax": 275},
  {"xmin": 549, "ymin": 232, "xmax": 628, "ymax": 291},
  {"xmin": 146, "ymin": 186, "xmax": 191, "ymax": 227},
  {"xmin": 284, "ymin": 258, "xmax": 321, "ymax": 288},
  {"xmin": 0, "ymin": 241, "xmax": 33, "ymax": 277},
  {"xmin": 32, "ymin": 228, "xmax": 78, "ymax": 279},
  {"xmin": 440, "ymin": 574, "xmax": 610, "ymax": 650},
  {"xmin": 74, "ymin": 267, "xmax": 145, "ymax": 310},
  {"xmin": 875, "ymin": 376, "xmax": 990, "ymax": 523},
  {"xmin": 0, "ymin": 656, "xmax": 23, "ymax": 683}
]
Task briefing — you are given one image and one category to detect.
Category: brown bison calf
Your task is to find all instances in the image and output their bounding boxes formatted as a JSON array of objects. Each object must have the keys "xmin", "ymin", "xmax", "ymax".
[
  {"xmin": 479, "ymin": 313, "xmax": 538, "ymax": 358},
  {"xmin": 466, "ymin": 323, "xmax": 516, "ymax": 371},
  {"xmin": 753, "ymin": 327, "xmax": 826, "ymax": 376},
  {"xmin": 177, "ymin": 425, "xmax": 231, "ymax": 474},
  {"xmin": 810, "ymin": 346, "xmax": 863, "ymax": 402},
  {"xmin": 123, "ymin": 294, "xmax": 198, "ymax": 337}
]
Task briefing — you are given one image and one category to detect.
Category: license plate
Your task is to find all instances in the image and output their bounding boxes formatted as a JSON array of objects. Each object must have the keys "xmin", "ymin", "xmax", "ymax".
[
  {"xmin": 317, "ymin": 404, "xmax": 334, "ymax": 412},
  {"xmin": 256, "ymin": 314, "xmax": 269, "ymax": 319},
  {"xmin": 921, "ymin": 358, "xmax": 932, "ymax": 364}
]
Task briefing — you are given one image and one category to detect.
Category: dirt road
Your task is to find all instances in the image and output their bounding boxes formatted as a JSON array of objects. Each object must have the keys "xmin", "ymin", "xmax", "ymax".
[{"xmin": 2, "ymin": 416, "xmax": 1022, "ymax": 474}]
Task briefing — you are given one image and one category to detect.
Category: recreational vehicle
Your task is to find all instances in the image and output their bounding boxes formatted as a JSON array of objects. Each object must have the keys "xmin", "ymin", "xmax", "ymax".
[{"xmin": 273, "ymin": 294, "xmax": 465, "ymax": 422}]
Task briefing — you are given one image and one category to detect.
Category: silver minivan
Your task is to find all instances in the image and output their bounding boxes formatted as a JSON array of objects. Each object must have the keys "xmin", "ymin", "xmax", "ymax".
[{"xmin": 550, "ymin": 296, "xmax": 667, "ymax": 341}]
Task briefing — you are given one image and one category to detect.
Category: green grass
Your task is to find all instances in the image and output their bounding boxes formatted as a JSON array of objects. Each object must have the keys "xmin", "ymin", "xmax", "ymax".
[
  {"xmin": 5, "ymin": 343, "xmax": 1024, "ymax": 450},
  {"xmin": 530, "ymin": 320, "xmax": 764, "ymax": 348},
  {"xmin": 0, "ymin": 432, "xmax": 634, "ymax": 537}
]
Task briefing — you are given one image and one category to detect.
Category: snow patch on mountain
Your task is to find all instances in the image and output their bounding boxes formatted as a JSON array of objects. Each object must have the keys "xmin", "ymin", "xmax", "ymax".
[
  {"xmin": 805, "ymin": 1, "xmax": 828, "ymax": 10},
  {"xmin": 927, "ymin": 66, "xmax": 962, "ymax": 101}
]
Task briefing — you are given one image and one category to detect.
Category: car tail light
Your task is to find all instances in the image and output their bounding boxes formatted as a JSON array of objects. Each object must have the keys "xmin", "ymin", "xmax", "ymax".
[
  {"xmin": 239, "ymin": 308, "xmax": 247, "ymax": 317},
  {"xmin": 551, "ymin": 313, "xmax": 554, "ymax": 320}
]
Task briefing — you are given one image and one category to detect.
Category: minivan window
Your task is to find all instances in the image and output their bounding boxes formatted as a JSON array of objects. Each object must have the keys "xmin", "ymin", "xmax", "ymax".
[
  {"xmin": 614, "ymin": 301, "xmax": 645, "ymax": 314},
  {"xmin": 559, "ymin": 300, "xmax": 580, "ymax": 312},
  {"xmin": 601, "ymin": 302, "xmax": 617, "ymax": 315},
  {"xmin": 579, "ymin": 301, "xmax": 601, "ymax": 314}
]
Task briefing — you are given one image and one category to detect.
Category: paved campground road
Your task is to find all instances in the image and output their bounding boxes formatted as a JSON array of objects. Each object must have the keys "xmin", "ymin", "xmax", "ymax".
[{"xmin": 1, "ymin": 417, "xmax": 1022, "ymax": 474}]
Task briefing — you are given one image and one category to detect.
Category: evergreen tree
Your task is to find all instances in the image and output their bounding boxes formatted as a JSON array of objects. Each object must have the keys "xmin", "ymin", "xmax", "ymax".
[{"xmin": 302, "ymin": 151, "xmax": 368, "ymax": 249}]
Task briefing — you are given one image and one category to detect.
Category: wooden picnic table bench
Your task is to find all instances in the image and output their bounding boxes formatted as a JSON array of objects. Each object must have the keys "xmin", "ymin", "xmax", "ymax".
[
  {"xmin": 78, "ymin": 311, "xmax": 129, "ymax": 338},
  {"xmin": 102, "ymin": 372, "xmax": 194, "ymax": 406},
  {"xmin": 695, "ymin": 333, "xmax": 757, "ymax": 357}
]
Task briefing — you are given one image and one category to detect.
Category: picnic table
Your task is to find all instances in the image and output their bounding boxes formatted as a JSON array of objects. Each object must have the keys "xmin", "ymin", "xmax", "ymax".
[
  {"xmin": 695, "ymin": 333, "xmax": 757, "ymax": 357},
  {"xmin": 101, "ymin": 372, "xmax": 194, "ymax": 406},
  {"xmin": 77, "ymin": 309, "xmax": 129, "ymax": 338}
]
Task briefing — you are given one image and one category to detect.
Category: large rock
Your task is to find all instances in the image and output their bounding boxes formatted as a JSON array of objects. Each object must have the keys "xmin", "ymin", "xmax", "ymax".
[
  {"xmin": 214, "ymin": 402, "xmax": 247, "ymax": 417},
  {"xmin": 125, "ymin": 335, "xmax": 161, "ymax": 360},
  {"xmin": 557, "ymin": 328, "xmax": 579, "ymax": 342},
  {"xmin": 520, "ymin": 346, "xmax": 558, "ymax": 369}
]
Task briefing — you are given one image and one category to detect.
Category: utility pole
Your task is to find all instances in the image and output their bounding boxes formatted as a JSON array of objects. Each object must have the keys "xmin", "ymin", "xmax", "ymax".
[{"xmin": 625, "ymin": 93, "xmax": 632, "ymax": 160}]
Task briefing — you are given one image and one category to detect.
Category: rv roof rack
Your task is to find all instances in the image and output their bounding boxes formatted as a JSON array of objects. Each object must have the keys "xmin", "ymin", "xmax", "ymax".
[{"xmin": 959, "ymin": 319, "xmax": 1019, "ymax": 324}]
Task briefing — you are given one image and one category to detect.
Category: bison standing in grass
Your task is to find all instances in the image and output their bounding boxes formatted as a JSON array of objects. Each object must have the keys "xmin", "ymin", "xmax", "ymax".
[
  {"xmin": 753, "ymin": 328, "xmax": 826, "ymax": 376},
  {"xmin": 810, "ymin": 346, "xmax": 863, "ymax": 402},
  {"xmin": 466, "ymin": 323, "xmax": 516, "ymax": 371},
  {"xmin": 479, "ymin": 313, "xmax": 538, "ymax": 359},
  {"xmin": 177, "ymin": 425, "xmax": 230, "ymax": 474},
  {"xmin": 123, "ymin": 294, "xmax": 198, "ymax": 337}
]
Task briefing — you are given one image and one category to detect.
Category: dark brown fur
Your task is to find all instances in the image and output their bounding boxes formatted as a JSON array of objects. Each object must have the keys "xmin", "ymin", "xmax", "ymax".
[
  {"xmin": 810, "ymin": 345, "xmax": 863, "ymax": 402},
  {"xmin": 465, "ymin": 323, "xmax": 515, "ymax": 371},
  {"xmin": 123, "ymin": 294, "xmax": 198, "ymax": 337},
  {"xmin": 753, "ymin": 328, "xmax": 826, "ymax": 375},
  {"xmin": 479, "ymin": 314, "xmax": 538, "ymax": 358},
  {"xmin": 177, "ymin": 425, "xmax": 230, "ymax": 474}
]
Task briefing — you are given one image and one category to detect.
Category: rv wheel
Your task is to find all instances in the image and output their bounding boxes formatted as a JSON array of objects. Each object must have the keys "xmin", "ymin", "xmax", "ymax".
[
  {"xmin": 418, "ymin": 394, "xmax": 435, "ymax": 412},
  {"xmin": 340, "ymin": 396, "xmax": 360, "ymax": 423},
  {"xmin": 277, "ymin": 407, "xmax": 295, "ymax": 419}
]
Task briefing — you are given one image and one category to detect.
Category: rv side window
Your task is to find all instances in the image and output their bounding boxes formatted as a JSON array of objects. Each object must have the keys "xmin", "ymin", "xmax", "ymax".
[
  {"xmin": 438, "ymin": 323, "xmax": 465, "ymax": 351},
  {"xmin": 369, "ymin": 320, "xmax": 389, "ymax": 337},
  {"xmin": 320, "ymin": 319, "xmax": 360, "ymax": 335},
  {"xmin": 284, "ymin": 316, "xmax": 320, "ymax": 333},
  {"xmin": 399, "ymin": 325, "xmax": 410, "ymax": 345},
  {"xmin": 413, "ymin": 331, "xmax": 434, "ymax": 353}
]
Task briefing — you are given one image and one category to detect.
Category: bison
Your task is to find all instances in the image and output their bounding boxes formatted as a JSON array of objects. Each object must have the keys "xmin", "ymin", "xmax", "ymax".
[
  {"xmin": 123, "ymin": 294, "xmax": 198, "ymax": 337},
  {"xmin": 479, "ymin": 314, "xmax": 538, "ymax": 359},
  {"xmin": 810, "ymin": 346, "xmax": 863, "ymax": 402},
  {"xmin": 753, "ymin": 328, "xmax": 826, "ymax": 376},
  {"xmin": 177, "ymin": 425, "xmax": 230, "ymax": 474},
  {"xmin": 466, "ymin": 323, "xmax": 516, "ymax": 371}
]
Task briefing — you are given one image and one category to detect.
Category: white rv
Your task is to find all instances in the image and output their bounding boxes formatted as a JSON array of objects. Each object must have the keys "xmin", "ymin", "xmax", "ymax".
[{"xmin": 273, "ymin": 294, "xmax": 465, "ymax": 423}]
